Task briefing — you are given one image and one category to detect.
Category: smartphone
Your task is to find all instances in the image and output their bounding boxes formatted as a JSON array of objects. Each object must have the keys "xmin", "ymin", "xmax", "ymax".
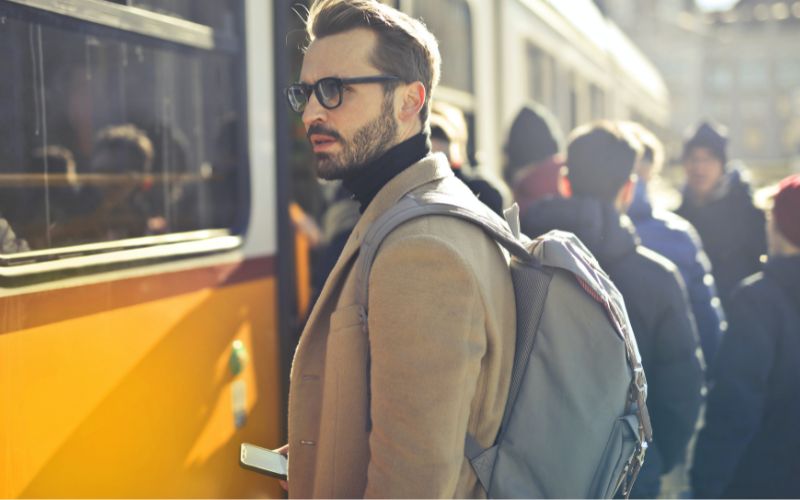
[{"xmin": 239, "ymin": 443, "xmax": 288, "ymax": 480}]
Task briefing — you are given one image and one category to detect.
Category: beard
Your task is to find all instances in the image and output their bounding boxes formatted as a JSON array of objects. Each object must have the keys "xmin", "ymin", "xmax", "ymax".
[{"xmin": 311, "ymin": 94, "xmax": 398, "ymax": 180}]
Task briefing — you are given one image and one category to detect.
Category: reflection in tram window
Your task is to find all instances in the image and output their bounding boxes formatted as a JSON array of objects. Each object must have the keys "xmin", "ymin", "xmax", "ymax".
[{"xmin": 0, "ymin": 7, "xmax": 243, "ymax": 254}]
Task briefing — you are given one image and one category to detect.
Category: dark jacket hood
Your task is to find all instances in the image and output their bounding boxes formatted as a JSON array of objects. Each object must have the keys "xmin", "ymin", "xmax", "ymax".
[
  {"xmin": 764, "ymin": 255, "xmax": 800, "ymax": 309},
  {"xmin": 521, "ymin": 196, "xmax": 638, "ymax": 268}
]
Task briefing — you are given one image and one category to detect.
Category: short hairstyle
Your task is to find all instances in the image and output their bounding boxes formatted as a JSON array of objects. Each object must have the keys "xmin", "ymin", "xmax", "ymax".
[
  {"xmin": 305, "ymin": 0, "xmax": 441, "ymax": 126},
  {"xmin": 93, "ymin": 124, "xmax": 154, "ymax": 173},
  {"xmin": 620, "ymin": 121, "xmax": 664, "ymax": 178},
  {"xmin": 566, "ymin": 121, "xmax": 640, "ymax": 202},
  {"xmin": 430, "ymin": 100, "xmax": 468, "ymax": 166}
]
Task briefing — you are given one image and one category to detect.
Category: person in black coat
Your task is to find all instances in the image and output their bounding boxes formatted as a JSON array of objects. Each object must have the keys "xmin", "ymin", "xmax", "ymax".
[
  {"xmin": 676, "ymin": 122, "xmax": 766, "ymax": 312},
  {"xmin": 429, "ymin": 100, "xmax": 507, "ymax": 216},
  {"xmin": 626, "ymin": 123, "xmax": 726, "ymax": 372},
  {"xmin": 691, "ymin": 174, "xmax": 800, "ymax": 499},
  {"xmin": 521, "ymin": 121, "xmax": 705, "ymax": 499}
]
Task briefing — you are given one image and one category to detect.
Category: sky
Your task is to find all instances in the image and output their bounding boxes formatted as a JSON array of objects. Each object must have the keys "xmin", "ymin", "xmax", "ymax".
[{"xmin": 695, "ymin": 0, "xmax": 739, "ymax": 11}]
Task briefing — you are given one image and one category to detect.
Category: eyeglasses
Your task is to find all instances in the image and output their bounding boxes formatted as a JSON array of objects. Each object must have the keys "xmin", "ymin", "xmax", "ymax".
[{"xmin": 285, "ymin": 75, "xmax": 400, "ymax": 113}]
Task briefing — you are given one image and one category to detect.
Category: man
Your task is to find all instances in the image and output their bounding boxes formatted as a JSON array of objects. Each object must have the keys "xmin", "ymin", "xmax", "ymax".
[
  {"xmin": 676, "ymin": 121, "xmax": 766, "ymax": 311},
  {"xmin": 282, "ymin": 1, "xmax": 515, "ymax": 497},
  {"xmin": 691, "ymin": 174, "xmax": 800, "ymax": 499},
  {"xmin": 504, "ymin": 102, "xmax": 568, "ymax": 213},
  {"xmin": 429, "ymin": 100, "xmax": 505, "ymax": 215},
  {"xmin": 625, "ymin": 123, "xmax": 725, "ymax": 370},
  {"xmin": 520, "ymin": 121, "xmax": 704, "ymax": 498}
]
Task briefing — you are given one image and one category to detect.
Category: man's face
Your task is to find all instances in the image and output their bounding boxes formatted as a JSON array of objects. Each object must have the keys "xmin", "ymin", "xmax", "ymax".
[
  {"xmin": 300, "ymin": 28, "xmax": 399, "ymax": 180},
  {"xmin": 683, "ymin": 147, "xmax": 724, "ymax": 200}
]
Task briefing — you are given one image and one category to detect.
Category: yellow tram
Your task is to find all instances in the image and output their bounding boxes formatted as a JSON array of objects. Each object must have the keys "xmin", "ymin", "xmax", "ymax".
[{"xmin": 0, "ymin": 0, "xmax": 288, "ymax": 496}]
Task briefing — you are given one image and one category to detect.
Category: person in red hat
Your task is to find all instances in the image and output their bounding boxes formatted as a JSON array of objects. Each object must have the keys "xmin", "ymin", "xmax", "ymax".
[{"xmin": 692, "ymin": 174, "xmax": 800, "ymax": 499}]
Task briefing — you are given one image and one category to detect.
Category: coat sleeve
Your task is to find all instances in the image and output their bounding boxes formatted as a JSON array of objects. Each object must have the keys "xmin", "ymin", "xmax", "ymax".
[
  {"xmin": 363, "ymin": 233, "xmax": 485, "ymax": 498},
  {"xmin": 682, "ymin": 231, "xmax": 725, "ymax": 371},
  {"xmin": 690, "ymin": 285, "xmax": 774, "ymax": 499},
  {"xmin": 647, "ymin": 268, "xmax": 705, "ymax": 474}
]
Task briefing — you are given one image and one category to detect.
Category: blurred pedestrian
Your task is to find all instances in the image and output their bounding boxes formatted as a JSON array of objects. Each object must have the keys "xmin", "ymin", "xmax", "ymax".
[
  {"xmin": 520, "ymin": 121, "xmax": 704, "ymax": 499},
  {"xmin": 430, "ymin": 100, "xmax": 505, "ymax": 215},
  {"xmin": 504, "ymin": 102, "xmax": 568, "ymax": 213},
  {"xmin": 677, "ymin": 121, "xmax": 766, "ymax": 311},
  {"xmin": 691, "ymin": 174, "xmax": 800, "ymax": 499},
  {"xmin": 625, "ymin": 122, "xmax": 726, "ymax": 371}
]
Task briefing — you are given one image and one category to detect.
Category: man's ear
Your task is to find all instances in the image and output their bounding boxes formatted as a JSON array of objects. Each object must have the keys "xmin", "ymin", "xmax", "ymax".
[{"xmin": 398, "ymin": 81, "xmax": 426, "ymax": 122}]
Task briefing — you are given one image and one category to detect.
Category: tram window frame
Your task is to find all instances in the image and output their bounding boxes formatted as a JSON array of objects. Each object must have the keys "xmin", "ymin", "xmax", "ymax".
[{"xmin": 0, "ymin": 0, "xmax": 251, "ymax": 276}]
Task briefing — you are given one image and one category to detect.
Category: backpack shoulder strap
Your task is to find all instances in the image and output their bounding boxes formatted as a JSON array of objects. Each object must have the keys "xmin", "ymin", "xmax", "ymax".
[{"xmin": 355, "ymin": 193, "xmax": 531, "ymax": 309}]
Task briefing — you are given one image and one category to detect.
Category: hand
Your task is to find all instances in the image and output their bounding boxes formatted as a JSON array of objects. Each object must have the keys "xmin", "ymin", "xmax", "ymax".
[{"xmin": 274, "ymin": 444, "xmax": 289, "ymax": 491}]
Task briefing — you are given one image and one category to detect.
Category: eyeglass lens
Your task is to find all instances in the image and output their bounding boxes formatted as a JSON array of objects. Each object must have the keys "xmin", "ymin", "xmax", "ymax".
[{"xmin": 287, "ymin": 78, "xmax": 343, "ymax": 113}]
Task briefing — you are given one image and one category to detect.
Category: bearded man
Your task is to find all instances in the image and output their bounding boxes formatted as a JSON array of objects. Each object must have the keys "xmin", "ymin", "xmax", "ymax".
[{"xmin": 277, "ymin": 0, "xmax": 516, "ymax": 497}]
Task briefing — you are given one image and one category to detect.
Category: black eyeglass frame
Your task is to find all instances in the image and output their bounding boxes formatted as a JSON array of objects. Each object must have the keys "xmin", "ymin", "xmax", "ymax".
[{"xmin": 285, "ymin": 75, "xmax": 401, "ymax": 113}]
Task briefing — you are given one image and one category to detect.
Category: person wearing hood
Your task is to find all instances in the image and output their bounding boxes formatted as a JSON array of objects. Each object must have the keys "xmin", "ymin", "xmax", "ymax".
[
  {"xmin": 625, "ymin": 123, "xmax": 726, "ymax": 372},
  {"xmin": 691, "ymin": 174, "xmax": 800, "ymax": 499},
  {"xmin": 677, "ymin": 121, "xmax": 767, "ymax": 312},
  {"xmin": 520, "ymin": 121, "xmax": 705, "ymax": 499},
  {"xmin": 504, "ymin": 102, "xmax": 569, "ymax": 213}
]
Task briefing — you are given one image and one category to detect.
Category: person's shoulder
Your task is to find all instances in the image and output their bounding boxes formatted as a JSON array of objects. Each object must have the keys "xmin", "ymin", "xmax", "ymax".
[
  {"xmin": 633, "ymin": 245, "xmax": 680, "ymax": 276},
  {"xmin": 628, "ymin": 245, "xmax": 687, "ymax": 301},
  {"xmin": 730, "ymin": 271, "xmax": 776, "ymax": 305},
  {"xmin": 380, "ymin": 180, "xmax": 506, "ymax": 263}
]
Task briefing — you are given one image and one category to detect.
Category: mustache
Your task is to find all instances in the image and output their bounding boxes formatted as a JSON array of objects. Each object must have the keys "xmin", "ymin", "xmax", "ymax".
[{"xmin": 307, "ymin": 124, "xmax": 342, "ymax": 141}]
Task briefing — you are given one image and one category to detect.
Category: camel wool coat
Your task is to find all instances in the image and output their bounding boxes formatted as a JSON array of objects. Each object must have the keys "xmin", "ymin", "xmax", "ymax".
[{"xmin": 287, "ymin": 154, "xmax": 516, "ymax": 498}]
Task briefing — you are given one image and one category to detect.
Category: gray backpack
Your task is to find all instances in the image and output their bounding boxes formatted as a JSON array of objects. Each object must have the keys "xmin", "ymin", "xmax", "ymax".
[{"xmin": 357, "ymin": 190, "xmax": 653, "ymax": 499}]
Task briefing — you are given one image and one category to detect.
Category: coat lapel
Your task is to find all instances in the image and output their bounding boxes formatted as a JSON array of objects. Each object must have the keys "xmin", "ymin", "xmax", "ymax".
[{"xmin": 301, "ymin": 153, "xmax": 454, "ymax": 334}]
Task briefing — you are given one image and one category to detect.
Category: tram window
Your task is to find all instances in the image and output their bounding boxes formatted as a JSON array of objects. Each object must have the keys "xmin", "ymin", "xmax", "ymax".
[
  {"xmin": 410, "ymin": 0, "xmax": 474, "ymax": 94},
  {"xmin": 0, "ymin": 7, "xmax": 244, "ymax": 255},
  {"xmin": 526, "ymin": 44, "xmax": 556, "ymax": 110}
]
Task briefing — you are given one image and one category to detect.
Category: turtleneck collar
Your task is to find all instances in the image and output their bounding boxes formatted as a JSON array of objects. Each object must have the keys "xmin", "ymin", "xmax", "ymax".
[{"xmin": 342, "ymin": 133, "xmax": 431, "ymax": 213}]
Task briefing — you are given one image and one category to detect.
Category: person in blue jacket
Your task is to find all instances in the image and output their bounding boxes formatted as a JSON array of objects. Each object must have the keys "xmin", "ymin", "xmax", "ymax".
[
  {"xmin": 625, "ymin": 122, "xmax": 726, "ymax": 370},
  {"xmin": 691, "ymin": 174, "xmax": 800, "ymax": 499}
]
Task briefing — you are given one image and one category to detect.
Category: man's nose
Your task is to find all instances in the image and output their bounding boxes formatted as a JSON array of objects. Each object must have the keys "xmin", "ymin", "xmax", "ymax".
[{"xmin": 302, "ymin": 92, "xmax": 327, "ymax": 129}]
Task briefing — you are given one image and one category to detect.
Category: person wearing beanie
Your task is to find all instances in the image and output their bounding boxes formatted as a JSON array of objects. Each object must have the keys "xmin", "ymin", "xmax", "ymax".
[
  {"xmin": 692, "ymin": 174, "xmax": 800, "ymax": 499},
  {"xmin": 677, "ymin": 120, "xmax": 766, "ymax": 312},
  {"xmin": 625, "ymin": 122, "xmax": 726, "ymax": 373},
  {"xmin": 430, "ymin": 100, "xmax": 506, "ymax": 216},
  {"xmin": 504, "ymin": 103, "xmax": 568, "ymax": 212},
  {"xmin": 520, "ymin": 121, "xmax": 704, "ymax": 499}
]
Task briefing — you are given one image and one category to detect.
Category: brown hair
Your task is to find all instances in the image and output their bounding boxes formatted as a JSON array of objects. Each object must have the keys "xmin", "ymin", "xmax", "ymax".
[
  {"xmin": 305, "ymin": 0, "xmax": 441, "ymax": 126},
  {"xmin": 566, "ymin": 120, "xmax": 641, "ymax": 202},
  {"xmin": 621, "ymin": 121, "xmax": 664, "ymax": 174}
]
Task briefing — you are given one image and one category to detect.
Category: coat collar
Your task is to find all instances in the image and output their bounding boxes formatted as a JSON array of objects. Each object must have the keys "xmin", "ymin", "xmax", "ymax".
[{"xmin": 304, "ymin": 153, "xmax": 453, "ymax": 327}]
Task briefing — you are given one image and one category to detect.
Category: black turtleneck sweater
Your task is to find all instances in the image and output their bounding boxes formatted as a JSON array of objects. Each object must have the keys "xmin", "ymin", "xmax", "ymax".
[{"xmin": 342, "ymin": 133, "xmax": 430, "ymax": 213}]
